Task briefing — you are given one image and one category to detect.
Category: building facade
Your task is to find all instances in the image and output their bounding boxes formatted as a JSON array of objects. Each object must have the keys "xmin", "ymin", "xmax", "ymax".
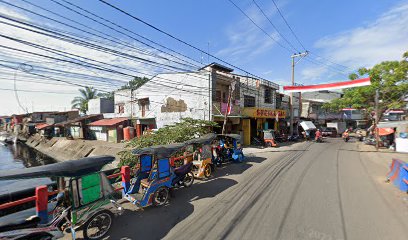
[
  {"xmin": 301, "ymin": 91, "xmax": 343, "ymax": 124},
  {"xmin": 88, "ymin": 98, "xmax": 114, "ymax": 115},
  {"xmin": 113, "ymin": 63, "xmax": 284, "ymax": 144}
]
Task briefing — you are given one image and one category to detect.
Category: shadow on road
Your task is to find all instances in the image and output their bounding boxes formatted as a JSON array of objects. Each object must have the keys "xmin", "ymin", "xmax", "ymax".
[
  {"xmin": 107, "ymin": 177, "xmax": 238, "ymax": 240},
  {"xmin": 209, "ymin": 156, "xmax": 267, "ymax": 178}
]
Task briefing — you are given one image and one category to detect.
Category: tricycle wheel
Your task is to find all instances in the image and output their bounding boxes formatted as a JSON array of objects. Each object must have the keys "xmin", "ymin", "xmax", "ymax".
[
  {"xmin": 153, "ymin": 187, "xmax": 169, "ymax": 206},
  {"xmin": 266, "ymin": 142, "xmax": 272, "ymax": 147},
  {"xmin": 204, "ymin": 165, "xmax": 212, "ymax": 178},
  {"xmin": 183, "ymin": 172, "xmax": 195, "ymax": 187},
  {"xmin": 83, "ymin": 210, "xmax": 113, "ymax": 240}
]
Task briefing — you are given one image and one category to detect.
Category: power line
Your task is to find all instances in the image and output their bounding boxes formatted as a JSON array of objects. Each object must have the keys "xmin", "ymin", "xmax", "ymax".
[
  {"xmin": 17, "ymin": 0, "xmax": 198, "ymax": 70},
  {"xmin": 226, "ymin": 0, "xmax": 351, "ymax": 77},
  {"xmin": 0, "ymin": 87, "xmax": 77, "ymax": 94},
  {"xmin": 267, "ymin": 0, "xmax": 355, "ymax": 73},
  {"xmin": 50, "ymin": 0, "xmax": 203, "ymax": 69},
  {"xmin": 269, "ymin": 0, "xmax": 306, "ymax": 51},
  {"xmin": 0, "ymin": 12, "xmax": 216, "ymax": 85},
  {"xmin": 227, "ymin": 0, "xmax": 293, "ymax": 53},
  {"xmin": 97, "ymin": 0, "xmax": 277, "ymax": 83},
  {"xmin": 252, "ymin": 0, "xmax": 299, "ymax": 52}
]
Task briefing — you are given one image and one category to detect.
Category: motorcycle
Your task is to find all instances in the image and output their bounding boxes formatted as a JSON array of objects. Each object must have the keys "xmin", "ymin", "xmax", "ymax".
[
  {"xmin": 315, "ymin": 136, "xmax": 323, "ymax": 143},
  {"xmin": 172, "ymin": 162, "xmax": 194, "ymax": 188},
  {"xmin": 342, "ymin": 132, "xmax": 350, "ymax": 142}
]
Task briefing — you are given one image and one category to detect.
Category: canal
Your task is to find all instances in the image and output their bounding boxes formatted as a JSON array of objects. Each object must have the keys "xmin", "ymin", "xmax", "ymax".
[{"xmin": 0, "ymin": 142, "xmax": 56, "ymax": 195}]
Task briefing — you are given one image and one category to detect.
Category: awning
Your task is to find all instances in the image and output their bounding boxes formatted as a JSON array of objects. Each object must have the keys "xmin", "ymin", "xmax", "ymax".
[
  {"xmin": 378, "ymin": 128, "xmax": 394, "ymax": 136},
  {"xmin": 36, "ymin": 123, "xmax": 52, "ymax": 130},
  {"xmin": 88, "ymin": 118, "xmax": 128, "ymax": 126},
  {"xmin": 377, "ymin": 121, "xmax": 408, "ymax": 128}
]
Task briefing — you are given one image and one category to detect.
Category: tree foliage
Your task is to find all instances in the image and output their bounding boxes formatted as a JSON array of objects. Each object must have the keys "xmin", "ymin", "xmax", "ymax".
[
  {"xmin": 97, "ymin": 91, "xmax": 114, "ymax": 101},
  {"xmin": 323, "ymin": 51, "xmax": 408, "ymax": 117},
  {"xmin": 121, "ymin": 76, "xmax": 150, "ymax": 90},
  {"xmin": 118, "ymin": 118, "xmax": 219, "ymax": 167},
  {"xmin": 71, "ymin": 86, "xmax": 98, "ymax": 114}
]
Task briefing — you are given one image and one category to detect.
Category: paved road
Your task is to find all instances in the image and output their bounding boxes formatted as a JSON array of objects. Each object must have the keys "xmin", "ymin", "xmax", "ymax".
[{"xmin": 103, "ymin": 138, "xmax": 408, "ymax": 240}]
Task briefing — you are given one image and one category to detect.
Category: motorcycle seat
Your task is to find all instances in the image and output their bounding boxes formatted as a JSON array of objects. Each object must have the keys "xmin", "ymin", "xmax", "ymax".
[
  {"xmin": 174, "ymin": 162, "xmax": 193, "ymax": 176},
  {"xmin": 0, "ymin": 215, "xmax": 41, "ymax": 233}
]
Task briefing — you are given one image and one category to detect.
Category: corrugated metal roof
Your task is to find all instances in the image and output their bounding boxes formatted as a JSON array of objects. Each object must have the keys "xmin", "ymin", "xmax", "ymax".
[
  {"xmin": 88, "ymin": 118, "xmax": 128, "ymax": 126},
  {"xmin": 36, "ymin": 123, "xmax": 52, "ymax": 130}
]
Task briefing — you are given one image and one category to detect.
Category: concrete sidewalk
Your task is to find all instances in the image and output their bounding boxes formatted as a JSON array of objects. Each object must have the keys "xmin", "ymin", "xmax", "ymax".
[{"xmin": 356, "ymin": 141, "xmax": 408, "ymax": 222}]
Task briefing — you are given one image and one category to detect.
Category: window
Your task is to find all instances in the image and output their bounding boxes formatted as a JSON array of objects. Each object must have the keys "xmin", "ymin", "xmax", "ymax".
[
  {"xmin": 222, "ymin": 92, "xmax": 227, "ymax": 103},
  {"xmin": 216, "ymin": 90, "xmax": 221, "ymax": 102},
  {"xmin": 118, "ymin": 104, "xmax": 124, "ymax": 113},
  {"xmin": 276, "ymin": 94, "xmax": 282, "ymax": 108},
  {"xmin": 244, "ymin": 95, "xmax": 255, "ymax": 107},
  {"xmin": 264, "ymin": 88, "xmax": 272, "ymax": 103}
]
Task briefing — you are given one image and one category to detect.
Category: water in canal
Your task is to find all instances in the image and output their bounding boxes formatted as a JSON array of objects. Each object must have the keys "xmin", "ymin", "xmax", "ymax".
[{"xmin": 0, "ymin": 142, "xmax": 56, "ymax": 195}]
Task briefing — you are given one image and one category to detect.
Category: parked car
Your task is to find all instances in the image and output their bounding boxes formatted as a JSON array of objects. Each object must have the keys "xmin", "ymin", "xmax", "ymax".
[{"xmin": 321, "ymin": 127, "xmax": 338, "ymax": 137}]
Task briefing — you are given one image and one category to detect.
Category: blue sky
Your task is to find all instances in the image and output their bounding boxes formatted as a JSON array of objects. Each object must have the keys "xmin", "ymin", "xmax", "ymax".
[{"xmin": 0, "ymin": 0, "xmax": 407, "ymax": 115}]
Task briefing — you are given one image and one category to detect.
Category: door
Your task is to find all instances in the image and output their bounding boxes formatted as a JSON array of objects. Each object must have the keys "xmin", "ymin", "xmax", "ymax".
[{"xmin": 242, "ymin": 119, "xmax": 250, "ymax": 146}]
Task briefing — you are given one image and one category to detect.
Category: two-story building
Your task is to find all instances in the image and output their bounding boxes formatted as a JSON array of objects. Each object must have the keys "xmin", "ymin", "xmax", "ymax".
[
  {"xmin": 301, "ymin": 91, "xmax": 343, "ymax": 125},
  {"xmin": 113, "ymin": 63, "xmax": 283, "ymax": 145}
]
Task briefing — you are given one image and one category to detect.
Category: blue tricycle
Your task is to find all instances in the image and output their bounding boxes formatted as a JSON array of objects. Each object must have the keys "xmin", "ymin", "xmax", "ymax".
[{"xmin": 123, "ymin": 143, "xmax": 194, "ymax": 208}]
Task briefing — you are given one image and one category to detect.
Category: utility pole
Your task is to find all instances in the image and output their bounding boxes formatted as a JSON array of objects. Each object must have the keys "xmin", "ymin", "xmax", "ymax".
[
  {"xmin": 375, "ymin": 89, "xmax": 379, "ymax": 150},
  {"xmin": 289, "ymin": 51, "xmax": 308, "ymax": 136},
  {"xmin": 130, "ymin": 88, "xmax": 134, "ymax": 118}
]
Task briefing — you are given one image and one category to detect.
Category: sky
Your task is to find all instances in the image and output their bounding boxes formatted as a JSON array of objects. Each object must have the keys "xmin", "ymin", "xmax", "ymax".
[{"xmin": 0, "ymin": 0, "xmax": 407, "ymax": 115}]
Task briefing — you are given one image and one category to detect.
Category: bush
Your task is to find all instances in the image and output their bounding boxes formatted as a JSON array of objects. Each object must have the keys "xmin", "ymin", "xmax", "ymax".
[{"xmin": 118, "ymin": 118, "xmax": 219, "ymax": 167}]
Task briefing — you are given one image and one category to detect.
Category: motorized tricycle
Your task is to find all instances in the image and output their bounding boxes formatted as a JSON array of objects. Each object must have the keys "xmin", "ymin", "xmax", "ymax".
[
  {"xmin": 216, "ymin": 134, "xmax": 245, "ymax": 164},
  {"xmin": 0, "ymin": 156, "xmax": 123, "ymax": 240},
  {"xmin": 123, "ymin": 143, "xmax": 194, "ymax": 208},
  {"xmin": 262, "ymin": 130, "xmax": 278, "ymax": 147},
  {"xmin": 184, "ymin": 133, "xmax": 218, "ymax": 179}
]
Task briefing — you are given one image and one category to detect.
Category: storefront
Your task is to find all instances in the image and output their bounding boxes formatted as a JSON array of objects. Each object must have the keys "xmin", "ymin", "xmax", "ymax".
[{"xmin": 241, "ymin": 108, "xmax": 286, "ymax": 145}]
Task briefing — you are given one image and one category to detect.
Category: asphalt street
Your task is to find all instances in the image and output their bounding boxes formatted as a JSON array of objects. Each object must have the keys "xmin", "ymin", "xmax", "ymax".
[{"xmin": 78, "ymin": 138, "xmax": 408, "ymax": 240}]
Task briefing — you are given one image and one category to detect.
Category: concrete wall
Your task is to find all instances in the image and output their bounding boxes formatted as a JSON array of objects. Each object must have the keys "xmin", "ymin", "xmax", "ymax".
[
  {"xmin": 302, "ymin": 91, "xmax": 342, "ymax": 102},
  {"xmin": 24, "ymin": 134, "xmax": 124, "ymax": 168},
  {"xmin": 114, "ymin": 89, "xmax": 133, "ymax": 118},
  {"xmin": 239, "ymin": 78, "xmax": 277, "ymax": 109},
  {"xmin": 117, "ymin": 72, "xmax": 212, "ymax": 128},
  {"xmin": 88, "ymin": 98, "xmax": 114, "ymax": 114}
]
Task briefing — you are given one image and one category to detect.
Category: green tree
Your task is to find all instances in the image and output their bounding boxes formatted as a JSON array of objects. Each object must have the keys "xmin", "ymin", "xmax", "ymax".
[
  {"xmin": 121, "ymin": 76, "xmax": 150, "ymax": 90},
  {"xmin": 97, "ymin": 91, "xmax": 114, "ymax": 101},
  {"xmin": 71, "ymin": 86, "xmax": 98, "ymax": 114},
  {"xmin": 118, "ymin": 118, "xmax": 219, "ymax": 167},
  {"xmin": 323, "ymin": 51, "xmax": 408, "ymax": 118}
]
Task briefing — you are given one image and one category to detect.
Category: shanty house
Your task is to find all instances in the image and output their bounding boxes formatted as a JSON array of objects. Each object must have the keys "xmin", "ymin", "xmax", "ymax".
[{"xmin": 88, "ymin": 118, "xmax": 128, "ymax": 143}]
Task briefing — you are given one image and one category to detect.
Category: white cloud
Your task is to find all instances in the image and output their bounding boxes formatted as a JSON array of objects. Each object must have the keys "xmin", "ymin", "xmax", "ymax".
[
  {"xmin": 314, "ymin": 2, "xmax": 408, "ymax": 70},
  {"xmin": 301, "ymin": 66, "xmax": 328, "ymax": 80},
  {"xmin": 216, "ymin": 2, "xmax": 281, "ymax": 62},
  {"xmin": 0, "ymin": 5, "xmax": 28, "ymax": 21}
]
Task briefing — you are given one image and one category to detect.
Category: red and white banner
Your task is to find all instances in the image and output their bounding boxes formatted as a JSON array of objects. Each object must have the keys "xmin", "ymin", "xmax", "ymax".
[{"xmin": 283, "ymin": 77, "xmax": 371, "ymax": 93}]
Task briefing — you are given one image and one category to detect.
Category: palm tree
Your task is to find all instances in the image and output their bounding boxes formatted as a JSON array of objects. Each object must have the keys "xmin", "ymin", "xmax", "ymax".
[{"xmin": 71, "ymin": 87, "xmax": 98, "ymax": 114}]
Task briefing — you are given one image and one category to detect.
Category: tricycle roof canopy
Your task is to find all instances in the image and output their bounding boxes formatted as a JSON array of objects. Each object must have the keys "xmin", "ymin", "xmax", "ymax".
[
  {"xmin": 219, "ymin": 134, "xmax": 241, "ymax": 140},
  {"xmin": 0, "ymin": 156, "xmax": 114, "ymax": 179},
  {"xmin": 132, "ymin": 142, "xmax": 186, "ymax": 159},
  {"xmin": 185, "ymin": 133, "xmax": 217, "ymax": 145}
]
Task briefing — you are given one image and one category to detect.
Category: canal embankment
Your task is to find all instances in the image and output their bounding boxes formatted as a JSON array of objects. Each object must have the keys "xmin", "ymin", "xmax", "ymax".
[{"xmin": 22, "ymin": 134, "xmax": 125, "ymax": 168}]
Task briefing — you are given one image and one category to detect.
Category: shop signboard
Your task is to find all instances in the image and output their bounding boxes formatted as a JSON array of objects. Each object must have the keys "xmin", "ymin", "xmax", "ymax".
[{"xmin": 242, "ymin": 108, "xmax": 286, "ymax": 119}]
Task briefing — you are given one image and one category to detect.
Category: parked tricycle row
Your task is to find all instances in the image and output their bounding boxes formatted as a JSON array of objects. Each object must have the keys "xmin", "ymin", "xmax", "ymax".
[{"xmin": 0, "ymin": 133, "xmax": 244, "ymax": 239}]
